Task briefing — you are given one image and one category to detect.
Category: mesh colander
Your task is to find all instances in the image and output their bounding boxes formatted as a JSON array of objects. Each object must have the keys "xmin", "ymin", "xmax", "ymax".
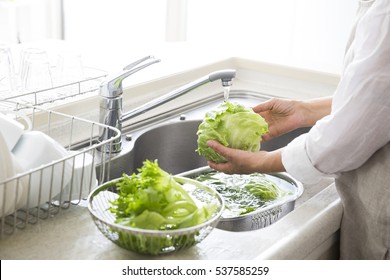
[{"xmin": 87, "ymin": 176, "xmax": 224, "ymax": 255}]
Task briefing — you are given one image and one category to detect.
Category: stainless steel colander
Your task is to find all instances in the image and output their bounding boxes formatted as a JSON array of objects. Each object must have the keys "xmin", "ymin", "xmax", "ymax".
[{"xmin": 178, "ymin": 166, "xmax": 303, "ymax": 232}]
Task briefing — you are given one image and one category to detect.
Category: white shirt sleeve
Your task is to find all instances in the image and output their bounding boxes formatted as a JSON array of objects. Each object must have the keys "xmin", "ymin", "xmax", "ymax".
[{"xmin": 282, "ymin": 0, "xmax": 390, "ymax": 184}]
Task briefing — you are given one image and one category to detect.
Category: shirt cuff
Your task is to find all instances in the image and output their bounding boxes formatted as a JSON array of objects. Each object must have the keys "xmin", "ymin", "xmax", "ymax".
[{"xmin": 281, "ymin": 134, "xmax": 328, "ymax": 184}]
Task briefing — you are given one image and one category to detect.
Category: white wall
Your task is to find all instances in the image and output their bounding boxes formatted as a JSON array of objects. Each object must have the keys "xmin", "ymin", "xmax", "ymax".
[{"xmin": 186, "ymin": 0, "xmax": 358, "ymax": 72}]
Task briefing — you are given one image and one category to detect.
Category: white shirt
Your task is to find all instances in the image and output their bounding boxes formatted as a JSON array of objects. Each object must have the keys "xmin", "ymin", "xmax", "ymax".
[{"xmin": 282, "ymin": 0, "xmax": 390, "ymax": 184}]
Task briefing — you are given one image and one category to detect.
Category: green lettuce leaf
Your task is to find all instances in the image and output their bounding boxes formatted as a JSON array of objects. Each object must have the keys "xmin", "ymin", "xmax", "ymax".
[
  {"xmin": 109, "ymin": 160, "xmax": 216, "ymax": 230},
  {"xmin": 197, "ymin": 101, "xmax": 268, "ymax": 163}
]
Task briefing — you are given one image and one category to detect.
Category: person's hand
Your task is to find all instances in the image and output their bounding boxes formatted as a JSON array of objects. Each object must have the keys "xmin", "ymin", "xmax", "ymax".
[
  {"xmin": 207, "ymin": 140, "xmax": 285, "ymax": 174},
  {"xmin": 252, "ymin": 98, "xmax": 306, "ymax": 141},
  {"xmin": 253, "ymin": 97, "xmax": 332, "ymax": 141}
]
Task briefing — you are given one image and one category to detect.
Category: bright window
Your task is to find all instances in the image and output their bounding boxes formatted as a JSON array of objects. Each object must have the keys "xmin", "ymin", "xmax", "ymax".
[
  {"xmin": 0, "ymin": 0, "xmax": 61, "ymax": 43},
  {"xmin": 0, "ymin": 0, "xmax": 358, "ymax": 72},
  {"xmin": 63, "ymin": 0, "xmax": 166, "ymax": 44},
  {"xmin": 186, "ymin": 0, "xmax": 358, "ymax": 71}
]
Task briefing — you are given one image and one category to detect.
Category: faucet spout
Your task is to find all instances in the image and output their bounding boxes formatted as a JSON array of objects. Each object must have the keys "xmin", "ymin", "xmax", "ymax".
[
  {"xmin": 98, "ymin": 67, "xmax": 236, "ymax": 153},
  {"xmin": 121, "ymin": 69, "xmax": 236, "ymax": 122}
]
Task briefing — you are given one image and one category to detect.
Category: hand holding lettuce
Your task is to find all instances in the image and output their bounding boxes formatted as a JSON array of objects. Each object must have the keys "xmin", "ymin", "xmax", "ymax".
[{"xmin": 197, "ymin": 101, "xmax": 269, "ymax": 163}]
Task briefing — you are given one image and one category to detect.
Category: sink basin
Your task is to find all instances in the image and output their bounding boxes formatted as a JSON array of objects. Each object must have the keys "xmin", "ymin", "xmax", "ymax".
[
  {"xmin": 134, "ymin": 120, "xmax": 206, "ymax": 174},
  {"xmin": 133, "ymin": 120, "xmax": 309, "ymax": 175},
  {"xmin": 101, "ymin": 91, "xmax": 310, "ymax": 180}
]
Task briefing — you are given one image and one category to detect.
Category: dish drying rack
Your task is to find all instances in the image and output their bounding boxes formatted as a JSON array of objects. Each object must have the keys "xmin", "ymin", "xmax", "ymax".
[
  {"xmin": 1, "ymin": 66, "xmax": 107, "ymax": 108},
  {"xmin": 0, "ymin": 71, "xmax": 121, "ymax": 239}
]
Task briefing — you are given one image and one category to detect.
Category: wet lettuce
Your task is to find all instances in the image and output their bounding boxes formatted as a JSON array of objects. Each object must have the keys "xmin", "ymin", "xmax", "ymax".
[
  {"xmin": 197, "ymin": 101, "xmax": 268, "ymax": 163},
  {"xmin": 109, "ymin": 160, "xmax": 216, "ymax": 230}
]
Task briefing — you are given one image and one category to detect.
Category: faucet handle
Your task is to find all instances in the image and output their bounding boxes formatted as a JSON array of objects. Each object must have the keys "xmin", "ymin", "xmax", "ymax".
[
  {"xmin": 100, "ymin": 55, "xmax": 160, "ymax": 98},
  {"xmin": 123, "ymin": 55, "xmax": 156, "ymax": 71}
]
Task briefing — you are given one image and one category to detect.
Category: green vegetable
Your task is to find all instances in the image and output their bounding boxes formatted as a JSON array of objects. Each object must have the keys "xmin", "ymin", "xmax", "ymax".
[
  {"xmin": 196, "ymin": 101, "xmax": 268, "ymax": 163},
  {"xmin": 244, "ymin": 179, "xmax": 285, "ymax": 201},
  {"xmin": 109, "ymin": 160, "xmax": 217, "ymax": 230},
  {"xmin": 194, "ymin": 171, "xmax": 287, "ymax": 217}
]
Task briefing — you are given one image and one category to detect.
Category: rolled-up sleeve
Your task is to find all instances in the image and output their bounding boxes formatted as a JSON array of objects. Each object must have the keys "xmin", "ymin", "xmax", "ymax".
[
  {"xmin": 282, "ymin": 134, "xmax": 329, "ymax": 184},
  {"xmin": 282, "ymin": 0, "xmax": 390, "ymax": 184}
]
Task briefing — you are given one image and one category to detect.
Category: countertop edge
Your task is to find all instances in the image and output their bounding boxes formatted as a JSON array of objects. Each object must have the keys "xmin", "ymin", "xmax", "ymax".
[{"xmin": 254, "ymin": 183, "xmax": 342, "ymax": 260}]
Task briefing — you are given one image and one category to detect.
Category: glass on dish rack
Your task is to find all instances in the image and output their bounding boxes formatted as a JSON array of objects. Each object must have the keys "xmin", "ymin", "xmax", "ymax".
[
  {"xmin": 0, "ymin": 44, "xmax": 16, "ymax": 98},
  {"xmin": 20, "ymin": 50, "xmax": 53, "ymax": 103},
  {"xmin": 53, "ymin": 52, "xmax": 85, "ymax": 98}
]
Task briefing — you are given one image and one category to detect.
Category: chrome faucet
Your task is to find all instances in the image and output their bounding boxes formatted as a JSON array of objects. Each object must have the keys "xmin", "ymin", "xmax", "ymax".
[
  {"xmin": 98, "ymin": 55, "xmax": 236, "ymax": 153},
  {"xmin": 98, "ymin": 55, "xmax": 160, "ymax": 152}
]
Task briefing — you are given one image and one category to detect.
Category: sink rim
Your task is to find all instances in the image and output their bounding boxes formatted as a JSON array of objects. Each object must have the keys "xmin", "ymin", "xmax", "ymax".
[{"xmin": 121, "ymin": 90, "xmax": 270, "ymax": 133}]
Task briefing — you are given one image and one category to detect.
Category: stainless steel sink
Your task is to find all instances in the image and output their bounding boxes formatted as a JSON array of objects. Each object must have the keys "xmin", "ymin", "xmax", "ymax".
[
  {"xmin": 100, "ymin": 91, "xmax": 310, "ymax": 180},
  {"xmin": 133, "ymin": 120, "xmax": 206, "ymax": 174},
  {"xmin": 133, "ymin": 120, "xmax": 309, "ymax": 175}
]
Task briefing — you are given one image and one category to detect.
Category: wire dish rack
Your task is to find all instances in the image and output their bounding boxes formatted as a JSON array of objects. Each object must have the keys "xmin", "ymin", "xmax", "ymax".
[
  {"xmin": 0, "ymin": 72, "xmax": 121, "ymax": 238},
  {"xmin": 1, "ymin": 66, "xmax": 107, "ymax": 108}
]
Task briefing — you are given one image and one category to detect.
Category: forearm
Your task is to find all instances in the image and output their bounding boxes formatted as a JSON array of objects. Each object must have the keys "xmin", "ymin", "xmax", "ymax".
[
  {"xmin": 300, "ymin": 97, "xmax": 332, "ymax": 127},
  {"xmin": 259, "ymin": 149, "xmax": 286, "ymax": 173},
  {"xmin": 245, "ymin": 148, "xmax": 286, "ymax": 174}
]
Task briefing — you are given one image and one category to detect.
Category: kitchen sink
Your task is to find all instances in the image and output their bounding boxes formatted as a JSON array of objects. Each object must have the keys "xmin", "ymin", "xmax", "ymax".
[
  {"xmin": 100, "ymin": 91, "xmax": 310, "ymax": 180},
  {"xmin": 133, "ymin": 120, "xmax": 206, "ymax": 174},
  {"xmin": 132, "ymin": 120, "xmax": 309, "ymax": 175},
  {"xmin": 92, "ymin": 91, "xmax": 311, "ymax": 233}
]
